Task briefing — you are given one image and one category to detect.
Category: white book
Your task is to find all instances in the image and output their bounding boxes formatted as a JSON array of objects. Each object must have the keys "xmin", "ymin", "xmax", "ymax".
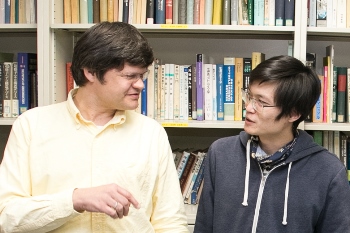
[
  {"xmin": 164, "ymin": 63, "xmax": 170, "ymax": 120},
  {"xmin": 118, "ymin": 0, "xmax": 124, "ymax": 21},
  {"xmin": 179, "ymin": 65, "xmax": 189, "ymax": 120},
  {"xmin": 204, "ymin": 63, "xmax": 213, "ymax": 120},
  {"xmin": 204, "ymin": 0, "xmax": 213, "ymax": 24},
  {"xmin": 147, "ymin": 61, "xmax": 155, "ymax": 119},
  {"xmin": 173, "ymin": 0, "xmax": 179, "ymax": 24},
  {"xmin": 333, "ymin": 131, "xmax": 341, "ymax": 159},
  {"xmin": 179, "ymin": 65, "xmax": 185, "ymax": 120},
  {"xmin": 231, "ymin": 0, "xmax": 238, "ymax": 25},
  {"xmin": 80, "ymin": 0, "xmax": 88, "ymax": 23},
  {"xmin": 0, "ymin": 0, "xmax": 4, "ymax": 24},
  {"xmin": 309, "ymin": 0, "xmax": 317, "ymax": 27},
  {"xmin": 168, "ymin": 64, "xmax": 175, "ymax": 120},
  {"xmin": 173, "ymin": 64, "xmax": 180, "ymax": 120},
  {"xmin": 326, "ymin": 0, "xmax": 334, "ymax": 27},
  {"xmin": 268, "ymin": 0, "xmax": 275, "ymax": 26},
  {"xmin": 3, "ymin": 62, "xmax": 12, "ymax": 118},
  {"xmin": 212, "ymin": 64, "xmax": 217, "ymax": 121},
  {"xmin": 337, "ymin": 0, "xmax": 346, "ymax": 28},
  {"xmin": 160, "ymin": 64, "xmax": 165, "ymax": 120},
  {"xmin": 128, "ymin": 0, "xmax": 134, "ymax": 23},
  {"xmin": 11, "ymin": 62, "xmax": 19, "ymax": 118}
]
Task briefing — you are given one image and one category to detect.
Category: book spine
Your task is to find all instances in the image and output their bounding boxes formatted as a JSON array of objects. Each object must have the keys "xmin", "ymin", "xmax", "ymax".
[
  {"xmin": 268, "ymin": 0, "xmax": 275, "ymax": 25},
  {"xmin": 3, "ymin": 62, "xmax": 12, "ymax": 118},
  {"xmin": 178, "ymin": 0, "xmax": 187, "ymax": 24},
  {"xmin": 231, "ymin": 0, "xmax": 238, "ymax": 25},
  {"xmin": 309, "ymin": 0, "xmax": 316, "ymax": 26},
  {"xmin": 223, "ymin": 57, "xmax": 235, "ymax": 121},
  {"xmin": 71, "ymin": 0, "xmax": 80, "ymax": 23},
  {"xmin": 0, "ymin": 63, "xmax": 3, "ymax": 117},
  {"xmin": 146, "ymin": 0, "xmax": 154, "ymax": 24},
  {"xmin": 242, "ymin": 58, "xmax": 252, "ymax": 120},
  {"xmin": 5, "ymin": 0, "xmax": 10, "ymax": 24},
  {"xmin": 222, "ymin": 0, "xmax": 230, "ymax": 25},
  {"xmin": 186, "ymin": 0, "xmax": 194, "ymax": 24},
  {"xmin": 253, "ymin": 0, "xmax": 264, "ymax": 25},
  {"xmin": 347, "ymin": 68, "xmax": 350, "ymax": 122},
  {"xmin": 284, "ymin": 0, "xmax": 295, "ymax": 26},
  {"xmin": 204, "ymin": 63, "xmax": 213, "ymax": 120},
  {"xmin": 312, "ymin": 75, "xmax": 323, "ymax": 123},
  {"xmin": 190, "ymin": 155, "xmax": 206, "ymax": 204},
  {"xmin": 332, "ymin": 66, "xmax": 337, "ymax": 122},
  {"xmin": 322, "ymin": 64, "xmax": 328, "ymax": 122},
  {"xmin": 173, "ymin": 64, "xmax": 180, "ymax": 120},
  {"xmin": 196, "ymin": 54, "xmax": 204, "ymax": 121},
  {"xmin": 11, "ymin": 62, "xmax": 18, "ymax": 117},
  {"xmin": 179, "ymin": 153, "xmax": 196, "ymax": 193},
  {"xmin": 172, "ymin": 0, "xmax": 178, "ymax": 24},
  {"xmin": 141, "ymin": 79, "xmax": 147, "ymax": 115},
  {"xmin": 275, "ymin": 0, "xmax": 284, "ymax": 26},
  {"xmin": 87, "ymin": 0, "xmax": 93, "ymax": 23},
  {"xmin": 234, "ymin": 58, "xmax": 243, "ymax": 121},
  {"xmin": 204, "ymin": 0, "xmax": 213, "ymax": 24},
  {"xmin": 147, "ymin": 61, "xmax": 155, "ymax": 119},
  {"xmin": 93, "ymin": 0, "xmax": 101, "ymax": 23},
  {"xmin": 336, "ymin": 67, "xmax": 347, "ymax": 123},
  {"xmin": 316, "ymin": 0, "xmax": 327, "ymax": 27},
  {"xmin": 216, "ymin": 64, "xmax": 224, "ymax": 120},
  {"xmin": 212, "ymin": 64, "xmax": 217, "ymax": 120},
  {"xmin": 212, "ymin": 0, "xmax": 223, "ymax": 25},
  {"xmin": 168, "ymin": 64, "xmax": 175, "ymax": 120},
  {"xmin": 183, "ymin": 66, "xmax": 189, "ymax": 120},
  {"xmin": 187, "ymin": 65, "xmax": 193, "ymax": 120},
  {"xmin": 122, "ymin": 0, "xmax": 129, "ymax": 23},
  {"xmin": 177, "ymin": 151, "xmax": 190, "ymax": 178},
  {"xmin": 191, "ymin": 64, "xmax": 197, "ymax": 119},
  {"xmin": 184, "ymin": 153, "xmax": 204, "ymax": 202},
  {"xmin": 80, "ymin": 0, "xmax": 88, "ymax": 23},
  {"xmin": 165, "ymin": 0, "xmax": 173, "ymax": 24},
  {"xmin": 155, "ymin": 0, "xmax": 165, "ymax": 24}
]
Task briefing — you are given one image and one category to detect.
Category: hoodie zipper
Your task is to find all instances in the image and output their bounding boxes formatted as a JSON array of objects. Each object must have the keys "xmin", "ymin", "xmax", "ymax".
[{"xmin": 251, "ymin": 162, "xmax": 286, "ymax": 233}]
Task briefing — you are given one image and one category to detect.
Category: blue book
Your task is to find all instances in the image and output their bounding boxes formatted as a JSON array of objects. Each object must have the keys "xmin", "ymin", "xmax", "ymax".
[
  {"xmin": 17, "ymin": 53, "xmax": 37, "ymax": 115},
  {"xmin": 190, "ymin": 155, "xmax": 206, "ymax": 204},
  {"xmin": 5, "ymin": 0, "xmax": 10, "ymax": 23},
  {"xmin": 141, "ymin": 79, "xmax": 147, "ymax": 115},
  {"xmin": 216, "ymin": 64, "xmax": 224, "ymax": 120},
  {"xmin": 87, "ymin": 0, "xmax": 93, "ymax": 23},
  {"xmin": 155, "ymin": 0, "xmax": 165, "ymax": 24},
  {"xmin": 223, "ymin": 57, "xmax": 235, "ymax": 121},
  {"xmin": 275, "ymin": 0, "xmax": 285, "ymax": 26}
]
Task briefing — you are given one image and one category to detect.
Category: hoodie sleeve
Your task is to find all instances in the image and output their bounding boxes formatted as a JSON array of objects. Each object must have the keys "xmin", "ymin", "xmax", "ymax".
[
  {"xmin": 193, "ymin": 146, "xmax": 215, "ymax": 233},
  {"xmin": 315, "ymin": 166, "xmax": 350, "ymax": 233}
]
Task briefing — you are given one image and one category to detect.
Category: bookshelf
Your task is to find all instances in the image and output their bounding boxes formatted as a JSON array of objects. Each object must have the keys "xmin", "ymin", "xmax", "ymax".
[{"xmin": 2, "ymin": 0, "xmax": 350, "ymax": 231}]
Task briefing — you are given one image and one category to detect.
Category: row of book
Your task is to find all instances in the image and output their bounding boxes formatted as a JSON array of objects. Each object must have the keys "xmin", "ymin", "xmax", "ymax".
[
  {"xmin": 0, "ymin": 53, "xmax": 37, "ymax": 118},
  {"xmin": 131, "ymin": 52, "xmax": 266, "ymax": 121},
  {"xmin": 63, "ymin": 0, "xmax": 296, "ymax": 26},
  {"xmin": 309, "ymin": 130, "xmax": 350, "ymax": 184},
  {"xmin": 306, "ymin": 45, "xmax": 350, "ymax": 124},
  {"xmin": 309, "ymin": 0, "xmax": 350, "ymax": 28},
  {"xmin": 0, "ymin": 0, "xmax": 37, "ymax": 24},
  {"xmin": 173, "ymin": 148, "xmax": 207, "ymax": 205}
]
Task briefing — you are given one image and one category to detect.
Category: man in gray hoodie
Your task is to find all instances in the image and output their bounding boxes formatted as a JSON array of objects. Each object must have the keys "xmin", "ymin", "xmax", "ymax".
[{"xmin": 194, "ymin": 55, "xmax": 350, "ymax": 233}]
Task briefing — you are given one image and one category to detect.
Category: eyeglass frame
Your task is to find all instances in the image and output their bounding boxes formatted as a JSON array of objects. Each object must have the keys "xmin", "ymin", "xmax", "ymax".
[
  {"xmin": 241, "ymin": 88, "xmax": 276, "ymax": 112},
  {"xmin": 118, "ymin": 69, "xmax": 150, "ymax": 83}
]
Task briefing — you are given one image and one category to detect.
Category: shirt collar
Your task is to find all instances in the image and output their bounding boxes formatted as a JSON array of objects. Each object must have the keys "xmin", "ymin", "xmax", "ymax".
[{"xmin": 66, "ymin": 88, "xmax": 126, "ymax": 128}]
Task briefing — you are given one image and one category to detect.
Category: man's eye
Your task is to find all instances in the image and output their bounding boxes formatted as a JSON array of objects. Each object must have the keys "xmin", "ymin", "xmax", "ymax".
[{"xmin": 126, "ymin": 75, "xmax": 137, "ymax": 80}]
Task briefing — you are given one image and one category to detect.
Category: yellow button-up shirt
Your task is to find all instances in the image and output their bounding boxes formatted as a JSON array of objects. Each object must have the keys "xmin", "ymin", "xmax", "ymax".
[{"xmin": 0, "ymin": 90, "xmax": 188, "ymax": 233}]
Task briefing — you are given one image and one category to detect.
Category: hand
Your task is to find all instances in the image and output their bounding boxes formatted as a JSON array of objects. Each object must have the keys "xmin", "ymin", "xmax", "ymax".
[{"xmin": 72, "ymin": 183, "xmax": 140, "ymax": 219}]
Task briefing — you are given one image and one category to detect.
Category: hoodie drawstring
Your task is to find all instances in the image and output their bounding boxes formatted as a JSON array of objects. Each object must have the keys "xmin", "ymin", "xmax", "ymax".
[
  {"xmin": 282, "ymin": 162, "xmax": 292, "ymax": 226},
  {"xmin": 242, "ymin": 139, "xmax": 251, "ymax": 206}
]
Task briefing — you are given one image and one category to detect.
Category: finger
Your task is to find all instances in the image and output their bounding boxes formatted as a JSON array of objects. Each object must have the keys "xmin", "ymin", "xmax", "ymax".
[{"xmin": 117, "ymin": 188, "xmax": 140, "ymax": 209}]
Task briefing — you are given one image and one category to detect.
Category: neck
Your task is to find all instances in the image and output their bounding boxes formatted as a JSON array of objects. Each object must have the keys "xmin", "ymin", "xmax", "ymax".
[{"xmin": 258, "ymin": 130, "xmax": 295, "ymax": 155}]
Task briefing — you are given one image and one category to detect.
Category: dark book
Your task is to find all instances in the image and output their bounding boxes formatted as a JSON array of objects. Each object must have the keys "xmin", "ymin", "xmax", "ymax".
[
  {"xmin": 93, "ymin": 0, "xmax": 100, "ymax": 23},
  {"xmin": 122, "ymin": 0, "xmax": 129, "ymax": 23},
  {"xmin": 191, "ymin": 64, "xmax": 197, "ymax": 120},
  {"xmin": 216, "ymin": 64, "xmax": 224, "ymax": 120},
  {"xmin": 155, "ymin": 0, "xmax": 165, "ymax": 24},
  {"xmin": 284, "ymin": 0, "xmax": 295, "ymax": 26},
  {"xmin": 178, "ymin": 0, "xmax": 186, "ymax": 24},
  {"xmin": 17, "ymin": 53, "xmax": 37, "ymax": 115},
  {"xmin": 30, "ymin": 71, "xmax": 38, "ymax": 109},
  {"xmin": 11, "ymin": 62, "xmax": 18, "ymax": 117},
  {"xmin": 242, "ymin": 57, "xmax": 252, "ymax": 120},
  {"xmin": 187, "ymin": 65, "xmax": 193, "ymax": 120},
  {"xmin": 275, "ymin": 0, "xmax": 285, "ymax": 26},
  {"xmin": 336, "ymin": 67, "xmax": 347, "ymax": 123},
  {"xmin": 0, "ymin": 63, "xmax": 4, "ymax": 117},
  {"xmin": 146, "ymin": 0, "xmax": 154, "ymax": 24}
]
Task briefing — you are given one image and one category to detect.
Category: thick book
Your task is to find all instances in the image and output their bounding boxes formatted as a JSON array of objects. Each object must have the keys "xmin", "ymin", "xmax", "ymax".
[
  {"xmin": 223, "ymin": 57, "xmax": 235, "ymax": 121},
  {"xmin": 275, "ymin": 0, "xmax": 284, "ymax": 26},
  {"xmin": 336, "ymin": 67, "xmax": 347, "ymax": 123},
  {"xmin": 204, "ymin": 0, "xmax": 213, "ymax": 24},
  {"xmin": 155, "ymin": 0, "xmax": 165, "ymax": 24},
  {"xmin": 234, "ymin": 57, "xmax": 243, "ymax": 121},
  {"xmin": 18, "ymin": 53, "xmax": 37, "ymax": 115},
  {"xmin": 99, "ymin": 0, "xmax": 108, "ymax": 22},
  {"xmin": 146, "ymin": 0, "xmax": 154, "ymax": 24},
  {"xmin": 216, "ymin": 64, "xmax": 224, "ymax": 120},
  {"xmin": 238, "ymin": 0, "xmax": 249, "ymax": 25},
  {"xmin": 284, "ymin": 0, "xmax": 294, "ymax": 26}
]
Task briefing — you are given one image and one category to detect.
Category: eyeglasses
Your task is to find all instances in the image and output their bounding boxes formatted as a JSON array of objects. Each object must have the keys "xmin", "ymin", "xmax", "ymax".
[
  {"xmin": 241, "ymin": 88, "xmax": 276, "ymax": 113},
  {"xmin": 119, "ymin": 69, "xmax": 150, "ymax": 83}
]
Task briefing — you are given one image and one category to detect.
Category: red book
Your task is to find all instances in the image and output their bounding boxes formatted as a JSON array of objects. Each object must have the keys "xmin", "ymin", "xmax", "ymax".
[
  {"xmin": 165, "ymin": 0, "xmax": 172, "ymax": 24},
  {"xmin": 66, "ymin": 62, "xmax": 74, "ymax": 96}
]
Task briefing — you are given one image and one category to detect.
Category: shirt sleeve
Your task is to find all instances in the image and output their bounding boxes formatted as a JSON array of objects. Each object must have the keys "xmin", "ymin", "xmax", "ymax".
[
  {"xmin": 0, "ymin": 115, "xmax": 80, "ymax": 233},
  {"xmin": 150, "ymin": 129, "xmax": 189, "ymax": 233}
]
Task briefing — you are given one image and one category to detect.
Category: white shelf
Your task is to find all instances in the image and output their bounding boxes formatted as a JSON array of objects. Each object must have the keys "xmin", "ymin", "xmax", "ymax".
[
  {"xmin": 0, "ymin": 118, "xmax": 16, "ymax": 126},
  {"xmin": 159, "ymin": 120, "xmax": 245, "ymax": 129},
  {"xmin": 304, "ymin": 122, "xmax": 350, "ymax": 131},
  {"xmin": 0, "ymin": 24, "xmax": 37, "ymax": 32}
]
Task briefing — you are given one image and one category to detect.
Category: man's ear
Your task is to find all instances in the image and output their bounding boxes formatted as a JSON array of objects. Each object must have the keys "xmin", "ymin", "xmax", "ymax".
[
  {"xmin": 83, "ymin": 68, "xmax": 95, "ymax": 82},
  {"xmin": 289, "ymin": 109, "xmax": 301, "ymax": 123}
]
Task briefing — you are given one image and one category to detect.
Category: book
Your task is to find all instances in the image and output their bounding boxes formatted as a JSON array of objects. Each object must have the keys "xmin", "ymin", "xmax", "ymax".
[
  {"xmin": 122, "ymin": 0, "xmax": 128, "ymax": 23},
  {"xmin": 64, "ymin": 0, "xmax": 72, "ymax": 23},
  {"xmin": 337, "ymin": 0, "xmax": 346, "ymax": 28},
  {"xmin": 186, "ymin": 0, "xmax": 194, "ymax": 24},
  {"xmin": 204, "ymin": 63, "xmax": 213, "ymax": 120},
  {"xmin": 205, "ymin": 0, "xmax": 213, "ymax": 24},
  {"xmin": 231, "ymin": 0, "xmax": 238, "ymax": 25},
  {"xmin": 212, "ymin": 64, "xmax": 217, "ymax": 120},
  {"xmin": 0, "ymin": 63, "xmax": 4, "ymax": 117},
  {"xmin": 190, "ymin": 153, "xmax": 206, "ymax": 204},
  {"xmin": 193, "ymin": 0, "xmax": 200, "ymax": 24},
  {"xmin": 322, "ymin": 59, "xmax": 328, "ymax": 123},
  {"xmin": 179, "ymin": 152, "xmax": 196, "ymax": 194},
  {"xmin": 234, "ymin": 57, "xmax": 243, "ymax": 121},
  {"xmin": 242, "ymin": 57, "xmax": 252, "ymax": 119},
  {"xmin": 223, "ymin": 57, "xmax": 235, "ymax": 121},
  {"xmin": 178, "ymin": 0, "xmax": 186, "ymax": 24},
  {"xmin": 332, "ymin": 65, "xmax": 338, "ymax": 122},
  {"xmin": 313, "ymin": 130, "xmax": 323, "ymax": 146},
  {"xmin": 196, "ymin": 54, "xmax": 205, "ymax": 121},
  {"xmin": 165, "ymin": 0, "xmax": 173, "ymax": 24},
  {"xmin": 172, "ymin": 0, "xmax": 178, "ymax": 24},
  {"xmin": 3, "ymin": 62, "xmax": 12, "ymax": 118},
  {"xmin": 316, "ymin": 0, "xmax": 327, "ymax": 27},
  {"xmin": 284, "ymin": 0, "xmax": 294, "ymax": 26},
  {"xmin": 80, "ymin": 0, "xmax": 88, "ymax": 23},
  {"xmin": 0, "ymin": 0, "xmax": 5, "ymax": 24},
  {"xmin": 184, "ymin": 152, "xmax": 205, "ymax": 203},
  {"xmin": 238, "ymin": 0, "xmax": 249, "ymax": 25},
  {"xmin": 326, "ymin": 45, "xmax": 335, "ymax": 122},
  {"xmin": 177, "ymin": 151, "xmax": 191, "ymax": 178},
  {"xmin": 179, "ymin": 65, "xmax": 189, "ymax": 120},
  {"xmin": 93, "ymin": 0, "xmax": 101, "ymax": 23},
  {"xmin": 336, "ymin": 67, "xmax": 347, "ymax": 123},
  {"xmin": 312, "ymin": 75, "xmax": 324, "ymax": 123},
  {"xmin": 308, "ymin": 0, "xmax": 316, "ymax": 26},
  {"xmin": 18, "ymin": 53, "xmax": 37, "ymax": 115},
  {"xmin": 212, "ymin": 0, "xmax": 223, "ymax": 24},
  {"xmin": 247, "ymin": 0, "xmax": 254, "ymax": 24},
  {"xmin": 347, "ymin": 67, "xmax": 350, "ymax": 123},
  {"xmin": 222, "ymin": 0, "xmax": 230, "ymax": 25},
  {"xmin": 141, "ymin": 79, "xmax": 147, "ymax": 115},
  {"xmin": 216, "ymin": 64, "xmax": 224, "ymax": 120},
  {"xmin": 71, "ymin": 0, "xmax": 80, "ymax": 23},
  {"xmin": 191, "ymin": 64, "xmax": 197, "ymax": 120},
  {"xmin": 155, "ymin": 0, "xmax": 165, "ymax": 24},
  {"xmin": 275, "ymin": 0, "xmax": 284, "ymax": 26},
  {"xmin": 147, "ymin": 61, "xmax": 156, "ymax": 119},
  {"xmin": 254, "ymin": 0, "xmax": 264, "ymax": 25},
  {"xmin": 146, "ymin": 0, "xmax": 154, "ymax": 24},
  {"xmin": 187, "ymin": 65, "xmax": 193, "ymax": 120},
  {"xmin": 11, "ymin": 62, "xmax": 18, "ymax": 118},
  {"xmin": 251, "ymin": 52, "xmax": 265, "ymax": 70},
  {"xmin": 173, "ymin": 64, "xmax": 180, "ymax": 120}
]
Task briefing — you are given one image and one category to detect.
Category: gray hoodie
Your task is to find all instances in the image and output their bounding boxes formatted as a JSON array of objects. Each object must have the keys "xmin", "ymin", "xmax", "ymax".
[{"xmin": 194, "ymin": 130, "xmax": 350, "ymax": 233}]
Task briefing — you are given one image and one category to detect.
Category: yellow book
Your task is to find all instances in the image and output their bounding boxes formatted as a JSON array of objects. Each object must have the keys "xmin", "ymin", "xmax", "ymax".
[
  {"xmin": 234, "ymin": 57, "xmax": 243, "ymax": 121},
  {"xmin": 107, "ymin": 0, "xmax": 114, "ymax": 22},
  {"xmin": 212, "ymin": 0, "xmax": 223, "ymax": 25},
  {"xmin": 71, "ymin": 0, "xmax": 80, "ymax": 23},
  {"xmin": 251, "ymin": 52, "xmax": 265, "ymax": 70},
  {"xmin": 64, "ymin": 0, "xmax": 72, "ymax": 23},
  {"xmin": 100, "ymin": 0, "xmax": 108, "ymax": 21}
]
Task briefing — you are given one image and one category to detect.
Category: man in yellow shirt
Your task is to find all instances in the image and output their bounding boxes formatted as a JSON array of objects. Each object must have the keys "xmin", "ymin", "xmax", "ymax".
[{"xmin": 0, "ymin": 22, "xmax": 188, "ymax": 233}]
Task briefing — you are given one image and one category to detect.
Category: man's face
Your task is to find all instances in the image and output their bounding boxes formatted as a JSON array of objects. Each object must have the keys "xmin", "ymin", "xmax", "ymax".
[
  {"xmin": 92, "ymin": 63, "xmax": 148, "ymax": 111},
  {"xmin": 243, "ymin": 82, "xmax": 294, "ymax": 141}
]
